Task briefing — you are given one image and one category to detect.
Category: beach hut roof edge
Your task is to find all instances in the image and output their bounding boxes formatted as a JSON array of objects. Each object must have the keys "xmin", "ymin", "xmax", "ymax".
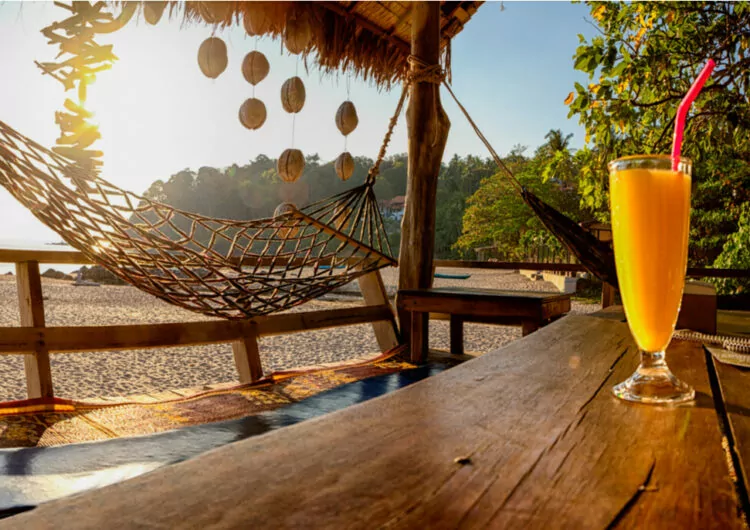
[{"xmin": 129, "ymin": 1, "xmax": 484, "ymax": 88}]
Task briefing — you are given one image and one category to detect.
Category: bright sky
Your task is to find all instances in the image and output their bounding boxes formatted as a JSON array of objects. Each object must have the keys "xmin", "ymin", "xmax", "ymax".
[{"xmin": 0, "ymin": 0, "xmax": 596, "ymax": 245}]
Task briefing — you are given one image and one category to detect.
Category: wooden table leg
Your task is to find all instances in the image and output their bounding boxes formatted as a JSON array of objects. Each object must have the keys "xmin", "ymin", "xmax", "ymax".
[
  {"xmin": 521, "ymin": 320, "xmax": 540, "ymax": 337},
  {"xmin": 232, "ymin": 323, "xmax": 263, "ymax": 384},
  {"xmin": 450, "ymin": 316, "xmax": 464, "ymax": 355},
  {"xmin": 410, "ymin": 311, "xmax": 428, "ymax": 364}
]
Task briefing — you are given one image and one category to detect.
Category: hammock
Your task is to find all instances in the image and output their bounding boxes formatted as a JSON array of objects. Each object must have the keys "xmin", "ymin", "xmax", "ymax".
[{"xmin": 0, "ymin": 120, "xmax": 394, "ymax": 319}]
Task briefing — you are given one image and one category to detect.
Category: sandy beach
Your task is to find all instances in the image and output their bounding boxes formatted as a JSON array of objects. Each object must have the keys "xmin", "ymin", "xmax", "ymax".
[{"xmin": 0, "ymin": 268, "xmax": 599, "ymax": 401}]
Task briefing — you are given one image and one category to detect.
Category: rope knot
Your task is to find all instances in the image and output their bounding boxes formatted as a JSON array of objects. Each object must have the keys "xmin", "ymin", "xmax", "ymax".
[{"xmin": 406, "ymin": 55, "xmax": 445, "ymax": 85}]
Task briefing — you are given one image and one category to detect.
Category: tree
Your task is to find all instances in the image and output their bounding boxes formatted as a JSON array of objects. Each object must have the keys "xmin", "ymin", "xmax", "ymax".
[
  {"xmin": 567, "ymin": 2, "xmax": 750, "ymax": 274},
  {"xmin": 456, "ymin": 136, "xmax": 589, "ymax": 259}
]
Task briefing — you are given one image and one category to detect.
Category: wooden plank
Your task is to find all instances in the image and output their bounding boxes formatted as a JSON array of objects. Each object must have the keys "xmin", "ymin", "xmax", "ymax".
[
  {"xmin": 10, "ymin": 316, "xmax": 741, "ymax": 528},
  {"xmin": 0, "ymin": 305, "xmax": 394, "ymax": 354},
  {"xmin": 232, "ymin": 323, "xmax": 263, "ymax": 384},
  {"xmin": 433, "ymin": 260, "xmax": 750, "ymax": 279},
  {"xmin": 357, "ymin": 270, "xmax": 400, "ymax": 352},
  {"xmin": 397, "ymin": 1, "xmax": 451, "ymax": 339},
  {"xmin": 398, "ymin": 292, "xmax": 550, "ymax": 319},
  {"xmin": 15, "ymin": 261, "xmax": 54, "ymax": 399},
  {"xmin": 0, "ymin": 248, "xmax": 89, "ymax": 265},
  {"xmin": 710, "ymin": 356, "xmax": 750, "ymax": 513}
]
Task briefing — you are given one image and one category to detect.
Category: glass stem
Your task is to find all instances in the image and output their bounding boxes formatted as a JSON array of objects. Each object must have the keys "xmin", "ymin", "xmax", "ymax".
[{"xmin": 640, "ymin": 350, "xmax": 667, "ymax": 371}]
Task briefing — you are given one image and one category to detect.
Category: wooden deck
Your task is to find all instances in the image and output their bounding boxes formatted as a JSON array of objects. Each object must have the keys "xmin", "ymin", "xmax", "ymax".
[{"xmin": 5, "ymin": 311, "xmax": 748, "ymax": 529}]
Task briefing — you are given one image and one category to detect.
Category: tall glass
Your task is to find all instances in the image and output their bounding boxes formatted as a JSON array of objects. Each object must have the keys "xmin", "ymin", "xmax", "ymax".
[{"xmin": 608, "ymin": 155, "xmax": 694, "ymax": 404}]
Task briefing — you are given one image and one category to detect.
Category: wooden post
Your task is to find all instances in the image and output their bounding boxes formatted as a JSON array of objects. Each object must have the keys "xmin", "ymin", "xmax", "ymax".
[
  {"xmin": 410, "ymin": 312, "xmax": 428, "ymax": 363},
  {"xmin": 601, "ymin": 283, "xmax": 616, "ymax": 309},
  {"xmin": 357, "ymin": 270, "xmax": 400, "ymax": 352},
  {"xmin": 449, "ymin": 316, "xmax": 464, "ymax": 355},
  {"xmin": 16, "ymin": 261, "xmax": 54, "ymax": 399},
  {"xmin": 232, "ymin": 323, "xmax": 263, "ymax": 384},
  {"xmin": 397, "ymin": 1, "xmax": 451, "ymax": 352}
]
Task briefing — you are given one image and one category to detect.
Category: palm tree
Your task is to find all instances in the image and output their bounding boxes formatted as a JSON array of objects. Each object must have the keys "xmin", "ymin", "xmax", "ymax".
[{"xmin": 544, "ymin": 129, "xmax": 574, "ymax": 154}]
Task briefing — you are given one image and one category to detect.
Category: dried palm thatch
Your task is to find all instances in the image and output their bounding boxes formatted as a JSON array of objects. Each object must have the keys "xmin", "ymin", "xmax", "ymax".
[{"xmin": 131, "ymin": 1, "xmax": 483, "ymax": 88}]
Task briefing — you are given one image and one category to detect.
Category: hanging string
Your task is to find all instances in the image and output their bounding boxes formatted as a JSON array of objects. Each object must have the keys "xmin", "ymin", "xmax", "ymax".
[
  {"xmin": 344, "ymin": 72, "xmax": 352, "ymax": 153},
  {"xmin": 291, "ymin": 56, "xmax": 299, "ymax": 148}
]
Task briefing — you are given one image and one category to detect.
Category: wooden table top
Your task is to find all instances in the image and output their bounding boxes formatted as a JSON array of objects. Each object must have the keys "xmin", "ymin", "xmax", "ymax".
[{"xmin": 4, "ymin": 313, "xmax": 748, "ymax": 529}]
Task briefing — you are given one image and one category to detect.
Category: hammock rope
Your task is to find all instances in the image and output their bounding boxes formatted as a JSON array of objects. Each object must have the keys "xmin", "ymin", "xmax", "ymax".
[{"xmin": 0, "ymin": 121, "xmax": 397, "ymax": 319}]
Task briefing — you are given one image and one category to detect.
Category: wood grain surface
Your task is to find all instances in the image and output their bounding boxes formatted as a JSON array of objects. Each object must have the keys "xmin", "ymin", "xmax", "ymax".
[{"xmin": 4, "ymin": 316, "xmax": 743, "ymax": 529}]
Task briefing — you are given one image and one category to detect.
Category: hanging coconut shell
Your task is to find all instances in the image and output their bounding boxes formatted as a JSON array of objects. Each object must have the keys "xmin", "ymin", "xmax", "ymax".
[
  {"xmin": 277, "ymin": 149, "xmax": 305, "ymax": 182},
  {"xmin": 284, "ymin": 12, "xmax": 312, "ymax": 54},
  {"xmin": 273, "ymin": 202, "xmax": 299, "ymax": 238},
  {"xmin": 335, "ymin": 101, "xmax": 359, "ymax": 136},
  {"xmin": 241, "ymin": 51, "xmax": 269, "ymax": 85},
  {"xmin": 243, "ymin": 9, "xmax": 273, "ymax": 36},
  {"xmin": 197, "ymin": 1, "xmax": 233, "ymax": 24},
  {"xmin": 197, "ymin": 37, "xmax": 228, "ymax": 79},
  {"xmin": 280, "ymin": 77, "xmax": 306, "ymax": 114},
  {"xmin": 335, "ymin": 152, "xmax": 355, "ymax": 182},
  {"xmin": 143, "ymin": 1, "xmax": 167, "ymax": 25},
  {"xmin": 239, "ymin": 98, "xmax": 267, "ymax": 130}
]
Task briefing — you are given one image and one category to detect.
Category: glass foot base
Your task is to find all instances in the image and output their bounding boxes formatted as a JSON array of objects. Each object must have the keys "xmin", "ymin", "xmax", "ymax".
[{"xmin": 612, "ymin": 364, "xmax": 695, "ymax": 405}]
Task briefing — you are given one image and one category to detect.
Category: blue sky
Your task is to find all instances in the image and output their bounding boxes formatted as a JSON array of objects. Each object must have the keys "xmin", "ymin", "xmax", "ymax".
[{"xmin": 0, "ymin": 1, "xmax": 596, "ymax": 244}]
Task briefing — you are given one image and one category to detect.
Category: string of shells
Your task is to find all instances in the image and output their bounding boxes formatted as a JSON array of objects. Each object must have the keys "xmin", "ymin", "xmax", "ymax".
[
  {"xmin": 277, "ymin": 75, "xmax": 306, "ymax": 182},
  {"xmin": 239, "ymin": 50, "xmax": 270, "ymax": 130},
  {"xmin": 334, "ymin": 101, "xmax": 359, "ymax": 181}
]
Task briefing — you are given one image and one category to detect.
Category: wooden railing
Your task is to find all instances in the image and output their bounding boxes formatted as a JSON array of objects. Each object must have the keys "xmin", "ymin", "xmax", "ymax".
[{"xmin": 1, "ymin": 247, "xmax": 400, "ymax": 400}]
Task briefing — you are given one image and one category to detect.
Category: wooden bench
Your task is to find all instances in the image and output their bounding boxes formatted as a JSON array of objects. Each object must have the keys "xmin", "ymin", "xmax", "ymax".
[{"xmin": 398, "ymin": 287, "xmax": 571, "ymax": 361}]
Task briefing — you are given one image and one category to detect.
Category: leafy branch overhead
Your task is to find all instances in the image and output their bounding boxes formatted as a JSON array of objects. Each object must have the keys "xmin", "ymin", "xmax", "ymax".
[{"xmin": 567, "ymin": 1, "xmax": 750, "ymax": 288}]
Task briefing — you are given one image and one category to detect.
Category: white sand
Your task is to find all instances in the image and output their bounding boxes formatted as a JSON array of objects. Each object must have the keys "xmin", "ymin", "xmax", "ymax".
[{"xmin": 0, "ymin": 268, "xmax": 599, "ymax": 401}]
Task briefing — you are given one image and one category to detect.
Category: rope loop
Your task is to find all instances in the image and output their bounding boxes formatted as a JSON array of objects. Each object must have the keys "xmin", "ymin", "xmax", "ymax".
[{"xmin": 406, "ymin": 54, "xmax": 446, "ymax": 85}]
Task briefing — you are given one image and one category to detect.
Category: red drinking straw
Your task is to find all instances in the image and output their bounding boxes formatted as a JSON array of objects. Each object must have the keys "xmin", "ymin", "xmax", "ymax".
[{"xmin": 671, "ymin": 59, "xmax": 716, "ymax": 171}]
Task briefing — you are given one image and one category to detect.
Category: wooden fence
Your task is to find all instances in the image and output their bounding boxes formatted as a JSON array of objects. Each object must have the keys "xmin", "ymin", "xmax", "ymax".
[
  {"xmin": 1, "ymin": 247, "xmax": 748, "ymax": 400},
  {"xmin": 1, "ymin": 248, "xmax": 400, "ymax": 400}
]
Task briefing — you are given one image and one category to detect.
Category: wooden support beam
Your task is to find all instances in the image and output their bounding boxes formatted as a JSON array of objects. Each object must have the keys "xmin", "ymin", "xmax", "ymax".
[
  {"xmin": 0, "ymin": 304, "xmax": 394, "ymax": 355},
  {"xmin": 232, "ymin": 323, "xmax": 263, "ymax": 384},
  {"xmin": 357, "ymin": 270, "xmax": 400, "ymax": 352},
  {"xmin": 16, "ymin": 261, "xmax": 54, "ymax": 399},
  {"xmin": 398, "ymin": 1, "xmax": 451, "ymax": 343}
]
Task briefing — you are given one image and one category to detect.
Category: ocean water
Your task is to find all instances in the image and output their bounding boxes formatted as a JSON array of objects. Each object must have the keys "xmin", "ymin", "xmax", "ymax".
[{"xmin": 0, "ymin": 239, "xmax": 81, "ymax": 275}]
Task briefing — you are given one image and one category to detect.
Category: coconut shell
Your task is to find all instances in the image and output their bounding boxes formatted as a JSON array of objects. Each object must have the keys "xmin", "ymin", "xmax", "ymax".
[
  {"xmin": 198, "ymin": 1, "xmax": 232, "ymax": 24},
  {"xmin": 280, "ymin": 77, "xmax": 306, "ymax": 114},
  {"xmin": 284, "ymin": 13, "xmax": 312, "ymax": 54},
  {"xmin": 143, "ymin": 2, "xmax": 166, "ymax": 25},
  {"xmin": 273, "ymin": 202, "xmax": 299, "ymax": 238},
  {"xmin": 277, "ymin": 148, "xmax": 305, "ymax": 182},
  {"xmin": 241, "ymin": 51, "xmax": 269, "ymax": 85},
  {"xmin": 197, "ymin": 37, "xmax": 228, "ymax": 79},
  {"xmin": 335, "ymin": 152, "xmax": 355, "ymax": 182},
  {"xmin": 239, "ymin": 98, "xmax": 267, "ymax": 130},
  {"xmin": 243, "ymin": 9, "xmax": 273, "ymax": 36},
  {"xmin": 335, "ymin": 101, "xmax": 359, "ymax": 136}
]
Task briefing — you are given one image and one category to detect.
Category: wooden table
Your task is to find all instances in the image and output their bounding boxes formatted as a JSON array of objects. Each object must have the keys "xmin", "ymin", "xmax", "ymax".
[
  {"xmin": 398, "ymin": 287, "xmax": 571, "ymax": 360},
  {"xmin": 4, "ymin": 312, "xmax": 748, "ymax": 529}
]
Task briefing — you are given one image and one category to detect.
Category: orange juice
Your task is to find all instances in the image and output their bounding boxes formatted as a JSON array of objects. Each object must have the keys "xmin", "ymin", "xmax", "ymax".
[{"xmin": 609, "ymin": 166, "xmax": 691, "ymax": 352}]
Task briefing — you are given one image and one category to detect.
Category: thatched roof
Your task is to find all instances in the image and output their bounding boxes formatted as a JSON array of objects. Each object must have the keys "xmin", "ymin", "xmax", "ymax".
[{"xmin": 141, "ymin": 1, "xmax": 483, "ymax": 87}]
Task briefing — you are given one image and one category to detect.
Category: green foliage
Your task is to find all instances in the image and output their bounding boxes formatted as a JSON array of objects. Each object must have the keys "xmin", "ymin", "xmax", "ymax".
[
  {"xmin": 140, "ymin": 152, "xmax": 485, "ymax": 260},
  {"xmin": 456, "ymin": 133, "xmax": 591, "ymax": 259},
  {"xmin": 712, "ymin": 202, "xmax": 750, "ymax": 294},
  {"xmin": 568, "ymin": 2, "xmax": 750, "ymax": 268}
]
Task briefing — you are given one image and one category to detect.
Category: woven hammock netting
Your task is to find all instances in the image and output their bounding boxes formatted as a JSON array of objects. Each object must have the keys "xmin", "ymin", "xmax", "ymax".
[{"xmin": 0, "ymin": 120, "xmax": 395, "ymax": 319}]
